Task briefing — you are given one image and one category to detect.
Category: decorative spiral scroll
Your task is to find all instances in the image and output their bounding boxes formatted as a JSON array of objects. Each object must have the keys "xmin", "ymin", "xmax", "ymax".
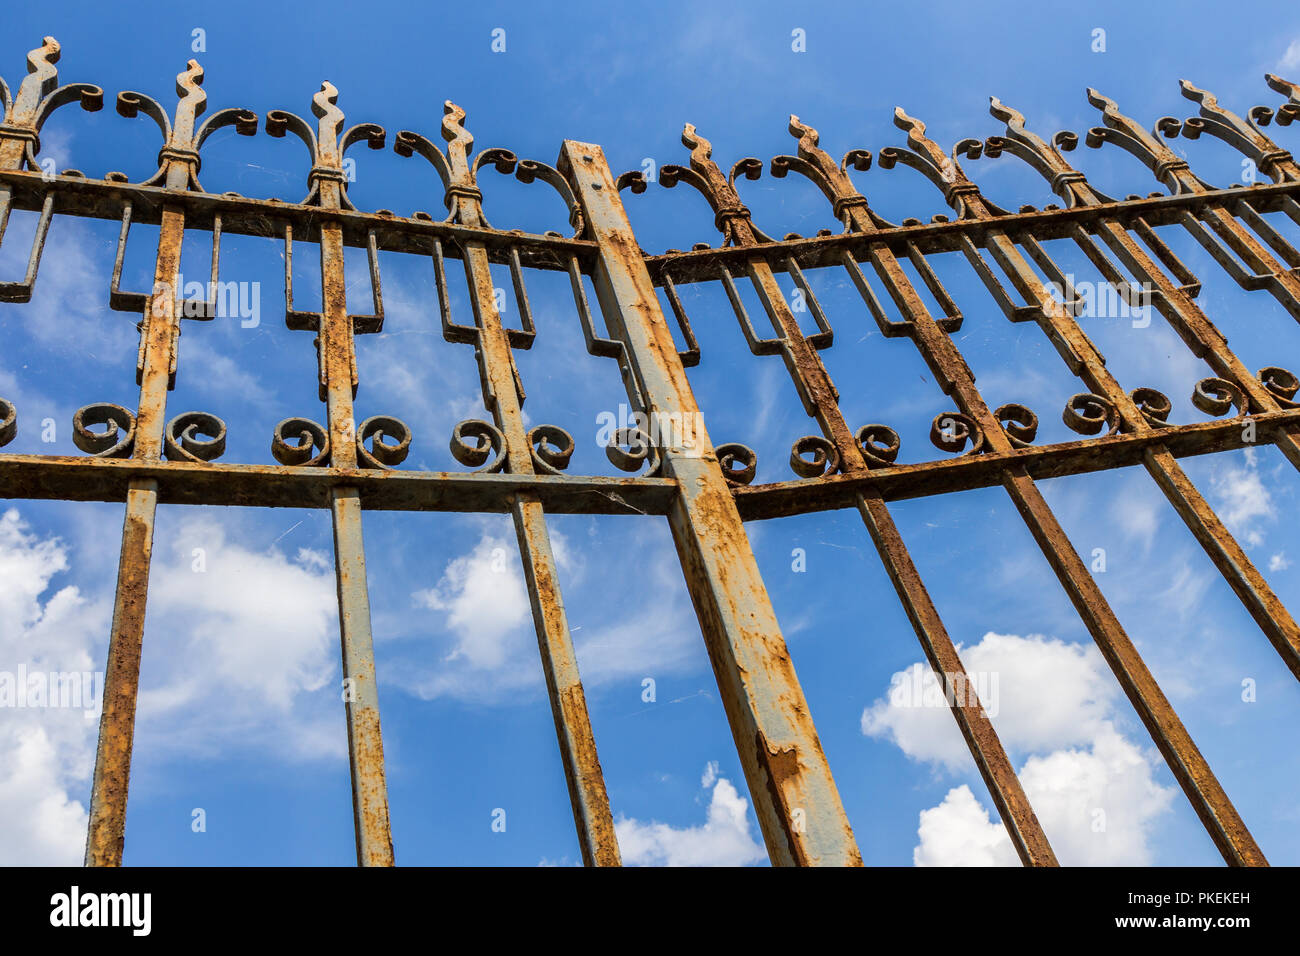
[
  {"xmin": 528, "ymin": 424, "xmax": 575, "ymax": 475},
  {"xmin": 1259, "ymin": 366, "xmax": 1300, "ymax": 408},
  {"xmin": 606, "ymin": 428, "xmax": 662, "ymax": 476},
  {"xmin": 450, "ymin": 419, "xmax": 507, "ymax": 473},
  {"xmin": 357, "ymin": 416, "xmax": 411, "ymax": 469},
  {"xmin": 716, "ymin": 443, "xmax": 757, "ymax": 485},
  {"xmin": 1062, "ymin": 393, "xmax": 1119, "ymax": 436},
  {"xmin": 1130, "ymin": 387, "xmax": 1172, "ymax": 428},
  {"xmin": 272, "ymin": 417, "xmax": 330, "ymax": 467},
  {"xmin": 995, "ymin": 403, "xmax": 1038, "ymax": 448},
  {"xmin": 856, "ymin": 424, "xmax": 901, "ymax": 467},
  {"xmin": 0, "ymin": 398, "xmax": 15, "ymax": 447},
  {"xmin": 790, "ymin": 435, "xmax": 840, "ymax": 478},
  {"xmin": 929, "ymin": 412, "xmax": 985, "ymax": 455},
  {"xmin": 72, "ymin": 403, "xmax": 135, "ymax": 458},
  {"xmin": 164, "ymin": 411, "xmax": 227, "ymax": 462},
  {"xmin": 1193, "ymin": 378, "xmax": 1245, "ymax": 417}
]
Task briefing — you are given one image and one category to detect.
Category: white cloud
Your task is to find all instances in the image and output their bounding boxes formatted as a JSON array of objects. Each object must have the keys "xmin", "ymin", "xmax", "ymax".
[
  {"xmin": 700, "ymin": 760, "xmax": 719, "ymax": 788},
  {"xmin": 1280, "ymin": 38, "xmax": 1300, "ymax": 71},
  {"xmin": 615, "ymin": 764, "xmax": 767, "ymax": 867},
  {"xmin": 1269, "ymin": 552, "xmax": 1290, "ymax": 572},
  {"xmin": 914, "ymin": 785, "xmax": 1019, "ymax": 867},
  {"xmin": 414, "ymin": 531, "xmax": 537, "ymax": 673},
  {"xmin": 0, "ymin": 508, "xmax": 109, "ymax": 865},
  {"xmin": 863, "ymin": 631, "xmax": 1177, "ymax": 865},
  {"xmin": 862, "ymin": 632, "xmax": 1118, "ymax": 770},
  {"xmin": 0, "ymin": 504, "xmax": 405, "ymax": 863},
  {"xmin": 1210, "ymin": 450, "xmax": 1273, "ymax": 547},
  {"xmin": 401, "ymin": 522, "xmax": 699, "ymax": 702},
  {"xmin": 133, "ymin": 513, "xmax": 343, "ymax": 760}
]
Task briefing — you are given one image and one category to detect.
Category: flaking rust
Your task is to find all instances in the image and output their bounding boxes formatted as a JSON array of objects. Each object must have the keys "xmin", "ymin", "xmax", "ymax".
[{"xmin": 0, "ymin": 38, "xmax": 1295, "ymax": 866}]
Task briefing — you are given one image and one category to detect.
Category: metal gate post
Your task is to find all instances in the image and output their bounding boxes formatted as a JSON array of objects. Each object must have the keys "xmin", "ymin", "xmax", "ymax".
[
  {"xmin": 560, "ymin": 141, "xmax": 861, "ymax": 866},
  {"xmin": 83, "ymin": 65, "xmax": 199, "ymax": 867},
  {"xmin": 272, "ymin": 83, "xmax": 395, "ymax": 866}
]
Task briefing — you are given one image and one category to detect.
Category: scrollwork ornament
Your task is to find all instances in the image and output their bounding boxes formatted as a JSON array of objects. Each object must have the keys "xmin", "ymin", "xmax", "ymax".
[
  {"xmin": 1062, "ymin": 393, "xmax": 1120, "ymax": 436},
  {"xmin": 164, "ymin": 411, "xmax": 226, "ymax": 462},
  {"xmin": 789, "ymin": 435, "xmax": 840, "ymax": 477},
  {"xmin": 450, "ymin": 419, "xmax": 507, "ymax": 473},
  {"xmin": 73, "ymin": 403, "xmax": 135, "ymax": 458},
  {"xmin": 528, "ymin": 424, "xmax": 575, "ymax": 475},
  {"xmin": 929, "ymin": 412, "xmax": 985, "ymax": 455},
  {"xmin": 1192, "ymin": 378, "xmax": 1245, "ymax": 417},
  {"xmin": 1259, "ymin": 366, "xmax": 1300, "ymax": 408},
  {"xmin": 0, "ymin": 398, "xmax": 15, "ymax": 447},
  {"xmin": 1130, "ymin": 387, "xmax": 1172, "ymax": 428},
  {"xmin": 995, "ymin": 403, "xmax": 1038, "ymax": 448},
  {"xmin": 356, "ymin": 416, "xmax": 411, "ymax": 469},
  {"xmin": 715, "ymin": 443, "xmax": 757, "ymax": 485},
  {"xmin": 272, "ymin": 417, "xmax": 329, "ymax": 467},
  {"xmin": 606, "ymin": 427, "xmax": 662, "ymax": 477},
  {"xmin": 115, "ymin": 59, "xmax": 257, "ymax": 190},
  {"xmin": 856, "ymin": 424, "xmax": 901, "ymax": 467}
]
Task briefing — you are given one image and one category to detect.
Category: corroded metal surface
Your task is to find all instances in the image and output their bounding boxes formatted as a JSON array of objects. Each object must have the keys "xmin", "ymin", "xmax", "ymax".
[
  {"xmin": 266, "ymin": 81, "xmax": 395, "ymax": 866},
  {"xmin": 2, "ymin": 38, "xmax": 1296, "ymax": 866},
  {"xmin": 398, "ymin": 103, "xmax": 619, "ymax": 864},
  {"xmin": 563, "ymin": 142, "xmax": 862, "ymax": 866}
]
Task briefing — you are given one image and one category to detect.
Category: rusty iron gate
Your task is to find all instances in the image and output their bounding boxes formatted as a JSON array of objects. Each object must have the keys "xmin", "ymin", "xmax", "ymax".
[{"xmin": 4, "ymin": 36, "xmax": 1300, "ymax": 867}]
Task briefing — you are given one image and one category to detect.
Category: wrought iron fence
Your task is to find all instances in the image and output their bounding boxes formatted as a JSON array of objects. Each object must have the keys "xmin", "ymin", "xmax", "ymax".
[{"xmin": 3, "ymin": 35, "xmax": 1299, "ymax": 866}]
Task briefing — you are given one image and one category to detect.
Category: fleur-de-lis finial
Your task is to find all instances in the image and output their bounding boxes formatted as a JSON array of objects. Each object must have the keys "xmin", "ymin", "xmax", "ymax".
[
  {"xmin": 657, "ymin": 124, "xmax": 770, "ymax": 245},
  {"xmin": 0, "ymin": 36, "xmax": 102, "ymax": 171},
  {"xmin": 679, "ymin": 123, "xmax": 737, "ymax": 203},
  {"xmin": 1267, "ymin": 73, "xmax": 1300, "ymax": 104},
  {"xmin": 769, "ymin": 115, "xmax": 874, "ymax": 228},
  {"xmin": 1084, "ymin": 88, "xmax": 1207, "ymax": 193},
  {"xmin": 265, "ymin": 81, "xmax": 383, "ymax": 208},
  {"xmin": 877, "ymin": 107, "xmax": 990, "ymax": 217},
  {"xmin": 893, "ymin": 108, "xmax": 956, "ymax": 179},
  {"xmin": 984, "ymin": 96, "xmax": 1100, "ymax": 206},
  {"xmin": 1178, "ymin": 79, "xmax": 1294, "ymax": 180},
  {"xmin": 394, "ymin": 101, "xmax": 520, "ymax": 228},
  {"xmin": 116, "ymin": 59, "xmax": 255, "ymax": 190}
]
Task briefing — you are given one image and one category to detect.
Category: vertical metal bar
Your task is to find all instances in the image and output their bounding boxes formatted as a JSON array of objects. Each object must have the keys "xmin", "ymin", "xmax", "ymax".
[
  {"xmin": 754, "ymin": 250, "xmax": 1055, "ymax": 862},
  {"xmin": 985, "ymin": 228, "xmax": 1300, "ymax": 682},
  {"xmin": 84, "ymin": 199, "xmax": 183, "ymax": 866},
  {"xmin": 855, "ymin": 492, "xmax": 1057, "ymax": 865},
  {"xmin": 317, "ymin": 180, "xmax": 395, "ymax": 865},
  {"xmin": 675, "ymin": 135, "xmax": 1055, "ymax": 862},
  {"xmin": 968, "ymin": 242, "xmax": 1269, "ymax": 862},
  {"xmin": 839, "ymin": 196, "xmax": 1268, "ymax": 863},
  {"xmin": 1003, "ymin": 464, "xmax": 1265, "ymax": 865},
  {"xmin": 459, "ymin": 240, "xmax": 620, "ymax": 865},
  {"xmin": 944, "ymin": 215, "xmax": 1269, "ymax": 865},
  {"xmin": 84, "ymin": 480, "xmax": 157, "ymax": 867},
  {"xmin": 563, "ymin": 141, "xmax": 862, "ymax": 866},
  {"xmin": 512, "ymin": 497, "xmax": 620, "ymax": 865}
]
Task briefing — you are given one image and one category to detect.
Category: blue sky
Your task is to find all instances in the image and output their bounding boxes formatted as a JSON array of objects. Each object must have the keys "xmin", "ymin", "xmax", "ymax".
[{"xmin": 3, "ymin": 0, "xmax": 1300, "ymax": 866}]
